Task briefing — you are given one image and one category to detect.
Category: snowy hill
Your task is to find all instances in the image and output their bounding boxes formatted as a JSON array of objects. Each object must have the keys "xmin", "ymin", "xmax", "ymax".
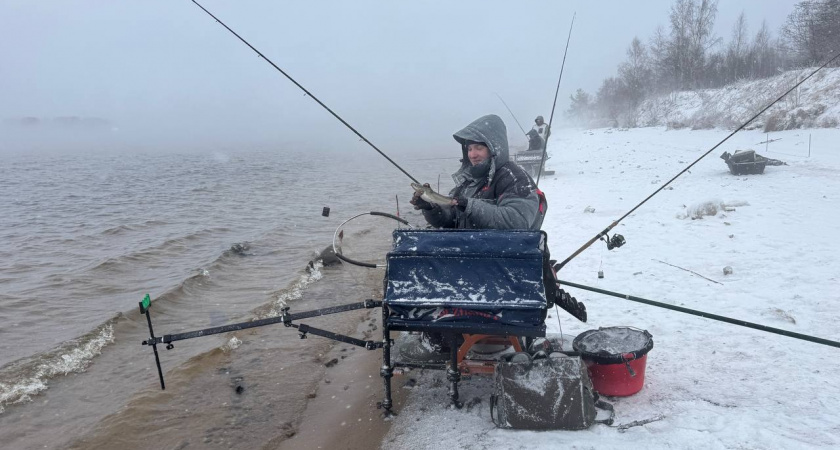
[{"xmin": 637, "ymin": 67, "xmax": 840, "ymax": 131}]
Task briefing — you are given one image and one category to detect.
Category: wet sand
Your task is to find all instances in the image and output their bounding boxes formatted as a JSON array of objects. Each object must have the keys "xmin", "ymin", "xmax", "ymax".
[
  {"xmin": 54, "ymin": 259, "xmax": 399, "ymax": 450},
  {"xmin": 275, "ymin": 309, "xmax": 410, "ymax": 450}
]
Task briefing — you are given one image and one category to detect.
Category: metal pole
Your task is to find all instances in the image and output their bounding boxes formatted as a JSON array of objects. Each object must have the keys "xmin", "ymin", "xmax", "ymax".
[
  {"xmin": 494, "ymin": 92, "xmax": 528, "ymax": 137},
  {"xmin": 144, "ymin": 310, "xmax": 166, "ymax": 390},
  {"xmin": 536, "ymin": 12, "xmax": 576, "ymax": 186},
  {"xmin": 559, "ymin": 279, "xmax": 840, "ymax": 349},
  {"xmin": 189, "ymin": 0, "xmax": 420, "ymax": 184}
]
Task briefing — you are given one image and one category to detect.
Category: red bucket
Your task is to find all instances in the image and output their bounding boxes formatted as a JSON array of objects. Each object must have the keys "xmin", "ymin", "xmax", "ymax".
[{"xmin": 572, "ymin": 327, "xmax": 653, "ymax": 397}]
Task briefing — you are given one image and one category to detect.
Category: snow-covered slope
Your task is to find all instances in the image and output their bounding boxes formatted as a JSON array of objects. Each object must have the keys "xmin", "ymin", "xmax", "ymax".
[
  {"xmin": 384, "ymin": 127, "xmax": 840, "ymax": 450},
  {"xmin": 637, "ymin": 67, "xmax": 840, "ymax": 131}
]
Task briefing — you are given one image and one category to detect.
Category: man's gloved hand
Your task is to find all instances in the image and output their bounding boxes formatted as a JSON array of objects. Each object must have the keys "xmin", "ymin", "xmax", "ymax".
[
  {"xmin": 410, "ymin": 184, "xmax": 434, "ymax": 210},
  {"xmin": 453, "ymin": 195, "xmax": 468, "ymax": 211}
]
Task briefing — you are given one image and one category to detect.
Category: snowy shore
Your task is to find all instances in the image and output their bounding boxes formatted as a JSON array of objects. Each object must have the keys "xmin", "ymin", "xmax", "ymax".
[{"xmin": 382, "ymin": 126, "xmax": 840, "ymax": 449}]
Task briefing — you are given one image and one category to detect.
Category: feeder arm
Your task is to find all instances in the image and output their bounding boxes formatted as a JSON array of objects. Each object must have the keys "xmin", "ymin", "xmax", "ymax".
[
  {"xmin": 139, "ymin": 297, "xmax": 384, "ymax": 390},
  {"xmin": 141, "ymin": 299, "xmax": 382, "ymax": 346}
]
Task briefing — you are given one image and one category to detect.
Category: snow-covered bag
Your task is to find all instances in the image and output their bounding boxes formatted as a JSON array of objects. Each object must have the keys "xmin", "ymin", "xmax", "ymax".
[{"xmin": 490, "ymin": 353, "xmax": 614, "ymax": 430}]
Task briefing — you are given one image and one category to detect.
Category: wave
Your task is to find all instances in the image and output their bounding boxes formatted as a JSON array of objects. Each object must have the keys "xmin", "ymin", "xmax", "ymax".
[
  {"xmin": 254, "ymin": 260, "xmax": 326, "ymax": 319},
  {"xmin": 86, "ymin": 227, "xmax": 232, "ymax": 273},
  {"xmin": 101, "ymin": 224, "xmax": 136, "ymax": 235},
  {"xmin": 95, "ymin": 219, "xmax": 171, "ymax": 237},
  {"xmin": 0, "ymin": 316, "xmax": 118, "ymax": 413},
  {"xmin": 0, "ymin": 236, "xmax": 329, "ymax": 413}
]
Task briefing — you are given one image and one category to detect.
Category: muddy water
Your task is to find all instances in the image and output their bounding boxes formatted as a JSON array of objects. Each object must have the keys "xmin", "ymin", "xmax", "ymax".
[{"xmin": 0, "ymin": 148, "xmax": 456, "ymax": 449}]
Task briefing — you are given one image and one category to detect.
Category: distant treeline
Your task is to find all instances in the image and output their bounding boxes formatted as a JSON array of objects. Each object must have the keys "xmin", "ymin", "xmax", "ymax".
[
  {"xmin": 567, "ymin": 0, "xmax": 840, "ymax": 127},
  {"xmin": 3, "ymin": 116, "xmax": 112, "ymax": 130}
]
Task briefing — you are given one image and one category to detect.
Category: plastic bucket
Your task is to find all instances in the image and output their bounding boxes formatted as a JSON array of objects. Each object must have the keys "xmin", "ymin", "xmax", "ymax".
[{"xmin": 572, "ymin": 327, "xmax": 653, "ymax": 397}]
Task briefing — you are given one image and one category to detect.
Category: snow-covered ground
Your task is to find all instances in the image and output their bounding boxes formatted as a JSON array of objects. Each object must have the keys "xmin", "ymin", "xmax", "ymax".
[
  {"xmin": 637, "ymin": 67, "xmax": 840, "ymax": 131},
  {"xmin": 383, "ymin": 126, "xmax": 840, "ymax": 449}
]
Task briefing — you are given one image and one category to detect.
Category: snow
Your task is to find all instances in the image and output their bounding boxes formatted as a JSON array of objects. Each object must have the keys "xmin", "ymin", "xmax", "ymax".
[
  {"xmin": 575, "ymin": 327, "xmax": 651, "ymax": 355},
  {"xmin": 383, "ymin": 126, "xmax": 840, "ymax": 449},
  {"xmin": 637, "ymin": 67, "xmax": 840, "ymax": 130}
]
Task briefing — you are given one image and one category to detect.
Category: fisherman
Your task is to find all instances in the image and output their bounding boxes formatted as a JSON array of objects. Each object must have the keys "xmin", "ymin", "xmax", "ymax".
[
  {"xmin": 526, "ymin": 128, "xmax": 544, "ymax": 151},
  {"xmin": 532, "ymin": 115, "xmax": 550, "ymax": 143},
  {"xmin": 410, "ymin": 114, "xmax": 544, "ymax": 230}
]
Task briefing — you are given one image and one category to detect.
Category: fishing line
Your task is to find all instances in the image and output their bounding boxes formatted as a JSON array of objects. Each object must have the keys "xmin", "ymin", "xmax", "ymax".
[
  {"xmin": 556, "ymin": 48, "xmax": 840, "ymax": 270},
  {"xmin": 494, "ymin": 92, "xmax": 528, "ymax": 137},
  {"xmin": 554, "ymin": 304, "xmax": 564, "ymax": 349},
  {"xmin": 332, "ymin": 211, "xmax": 412, "ymax": 268},
  {"xmin": 536, "ymin": 12, "xmax": 575, "ymax": 186},
  {"xmin": 189, "ymin": 0, "xmax": 420, "ymax": 184},
  {"xmin": 598, "ymin": 249, "xmax": 604, "ymax": 279},
  {"xmin": 559, "ymin": 279, "xmax": 840, "ymax": 349}
]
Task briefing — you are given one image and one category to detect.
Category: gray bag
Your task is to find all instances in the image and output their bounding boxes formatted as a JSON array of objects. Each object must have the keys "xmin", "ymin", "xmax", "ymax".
[{"xmin": 490, "ymin": 353, "xmax": 614, "ymax": 430}]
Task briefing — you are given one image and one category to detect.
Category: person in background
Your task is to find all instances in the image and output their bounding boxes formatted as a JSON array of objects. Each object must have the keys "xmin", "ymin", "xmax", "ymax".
[{"xmin": 532, "ymin": 115, "xmax": 550, "ymax": 145}]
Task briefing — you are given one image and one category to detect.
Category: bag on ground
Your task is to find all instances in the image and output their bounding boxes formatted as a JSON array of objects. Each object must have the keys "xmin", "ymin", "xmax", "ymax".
[{"xmin": 491, "ymin": 352, "xmax": 613, "ymax": 430}]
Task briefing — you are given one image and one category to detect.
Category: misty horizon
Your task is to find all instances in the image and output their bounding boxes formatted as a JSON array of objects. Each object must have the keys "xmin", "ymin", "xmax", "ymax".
[{"xmin": 1, "ymin": 0, "xmax": 799, "ymax": 154}]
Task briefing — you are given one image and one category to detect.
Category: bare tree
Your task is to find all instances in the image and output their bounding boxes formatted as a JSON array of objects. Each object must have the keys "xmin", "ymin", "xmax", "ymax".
[
  {"xmin": 725, "ymin": 12, "xmax": 749, "ymax": 83},
  {"xmin": 662, "ymin": 0, "xmax": 720, "ymax": 89},
  {"xmin": 649, "ymin": 25, "xmax": 673, "ymax": 92},
  {"xmin": 812, "ymin": 0, "xmax": 840, "ymax": 66},
  {"xmin": 750, "ymin": 20, "xmax": 780, "ymax": 78},
  {"xmin": 595, "ymin": 77, "xmax": 628, "ymax": 127},
  {"xmin": 666, "ymin": 0, "xmax": 694, "ymax": 89},
  {"xmin": 687, "ymin": 0, "xmax": 721, "ymax": 86},
  {"xmin": 618, "ymin": 37, "xmax": 652, "ymax": 113},
  {"xmin": 783, "ymin": 1, "xmax": 821, "ymax": 65}
]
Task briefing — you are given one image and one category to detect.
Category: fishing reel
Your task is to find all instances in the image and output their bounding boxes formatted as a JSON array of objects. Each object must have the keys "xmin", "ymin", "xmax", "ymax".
[{"xmin": 601, "ymin": 233, "xmax": 626, "ymax": 250}]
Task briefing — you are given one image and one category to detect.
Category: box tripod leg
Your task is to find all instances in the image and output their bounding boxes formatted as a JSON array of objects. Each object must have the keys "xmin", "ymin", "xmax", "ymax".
[
  {"xmin": 379, "ymin": 305, "xmax": 394, "ymax": 416},
  {"xmin": 447, "ymin": 333, "xmax": 463, "ymax": 409}
]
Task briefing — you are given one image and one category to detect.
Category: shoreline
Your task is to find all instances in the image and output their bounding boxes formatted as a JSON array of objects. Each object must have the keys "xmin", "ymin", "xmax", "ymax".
[{"xmin": 274, "ymin": 308, "xmax": 410, "ymax": 450}]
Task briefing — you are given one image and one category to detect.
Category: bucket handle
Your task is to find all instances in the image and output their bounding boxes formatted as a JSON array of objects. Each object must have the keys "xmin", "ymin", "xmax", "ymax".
[
  {"xmin": 616, "ymin": 326, "xmax": 651, "ymax": 377},
  {"xmin": 621, "ymin": 354, "xmax": 637, "ymax": 377}
]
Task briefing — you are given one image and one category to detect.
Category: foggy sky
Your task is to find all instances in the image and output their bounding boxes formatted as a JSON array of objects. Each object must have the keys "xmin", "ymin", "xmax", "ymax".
[{"xmin": 0, "ymin": 0, "xmax": 799, "ymax": 154}]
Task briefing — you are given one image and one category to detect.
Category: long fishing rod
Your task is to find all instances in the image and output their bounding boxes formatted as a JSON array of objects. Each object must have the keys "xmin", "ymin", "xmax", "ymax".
[
  {"xmin": 494, "ymin": 92, "xmax": 528, "ymax": 136},
  {"xmin": 189, "ymin": 0, "xmax": 420, "ymax": 184},
  {"xmin": 560, "ymin": 279, "xmax": 840, "ymax": 349},
  {"xmin": 556, "ymin": 49, "xmax": 840, "ymax": 271},
  {"xmin": 536, "ymin": 12, "xmax": 575, "ymax": 186}
]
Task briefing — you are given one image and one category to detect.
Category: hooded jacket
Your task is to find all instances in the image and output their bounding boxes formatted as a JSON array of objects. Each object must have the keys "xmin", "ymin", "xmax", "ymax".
[{"xmin": 422, "ymin": 114, "xmax": 543, "ymax": 230}]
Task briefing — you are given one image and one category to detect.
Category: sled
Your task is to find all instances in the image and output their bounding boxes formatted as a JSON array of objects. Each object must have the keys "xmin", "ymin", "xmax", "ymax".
[{"xmin": 721, "ymin": 150, "xmax": 767, "ymax": 175}]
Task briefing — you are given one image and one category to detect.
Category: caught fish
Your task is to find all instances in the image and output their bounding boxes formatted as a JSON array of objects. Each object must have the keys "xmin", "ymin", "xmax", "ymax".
[{"xmin": 411, "ymin": 183, "xmax": 455, "ymax": 206}]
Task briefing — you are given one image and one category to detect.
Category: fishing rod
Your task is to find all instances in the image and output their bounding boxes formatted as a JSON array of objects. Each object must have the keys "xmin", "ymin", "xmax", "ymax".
[
  {"xmin": 189, "ymin": 0, "xmax": 420, "ymax": 184},
  {"xmin": 494, "ymin": 92, "xmax": 528, "ymax": 136},
  {"xmin": 555, "ymin": 49, "xmax": 840, "ymax": 271},
  {"xmin": 536, "ymin": 12, "xmax": 575, "ymax": 186},
  {"xmin": 560, "ymin": 280, "xmax": 840, "ymax": 349}
]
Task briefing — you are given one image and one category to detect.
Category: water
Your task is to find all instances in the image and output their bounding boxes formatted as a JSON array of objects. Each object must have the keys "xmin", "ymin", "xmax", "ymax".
[{"xmin": 0, "ymin": 147, "xmax": 457, "ymax": 449}]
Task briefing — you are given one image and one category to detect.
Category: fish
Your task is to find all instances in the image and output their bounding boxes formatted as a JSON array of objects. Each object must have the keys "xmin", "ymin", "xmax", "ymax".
[{"xmin": 411, "ymin": 183, "xmax": 455, "ymax": 206}]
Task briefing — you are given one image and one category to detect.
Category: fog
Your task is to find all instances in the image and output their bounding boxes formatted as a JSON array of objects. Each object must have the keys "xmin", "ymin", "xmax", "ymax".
[{"xmin": 0, "ymin": 0, "xmax": 798, "ymax": 155}]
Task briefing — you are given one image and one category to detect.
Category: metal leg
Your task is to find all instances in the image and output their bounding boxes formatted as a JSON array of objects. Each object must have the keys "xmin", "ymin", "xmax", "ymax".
[
  {"xmin": 446, "ymin": 333, "xmax": 463, "ymax": 409},
  {"xmin": 380, "ymin": 305, "xmax": 394, "ymax": 415}
]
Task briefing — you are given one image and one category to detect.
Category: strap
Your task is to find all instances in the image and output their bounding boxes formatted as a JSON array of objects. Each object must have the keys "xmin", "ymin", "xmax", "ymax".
[
  {"xmin": 489, "ymin": 394, "xmax": 500, "ymax": 427},
  {"xmin": 592, "ymin": 392, "xmax": 615, "ymax": 426}
]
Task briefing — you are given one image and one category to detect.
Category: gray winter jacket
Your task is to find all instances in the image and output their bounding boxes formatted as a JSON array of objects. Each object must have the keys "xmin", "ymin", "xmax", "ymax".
[{"xmin": 422, "ymin": 115, "xmax": 543, "ymax": 230}]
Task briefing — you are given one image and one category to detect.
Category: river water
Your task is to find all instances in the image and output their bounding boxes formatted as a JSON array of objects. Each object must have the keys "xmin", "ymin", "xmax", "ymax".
[{"xmin": 0, "ymin": 147, "xmax": 456, "ymax": 449}]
